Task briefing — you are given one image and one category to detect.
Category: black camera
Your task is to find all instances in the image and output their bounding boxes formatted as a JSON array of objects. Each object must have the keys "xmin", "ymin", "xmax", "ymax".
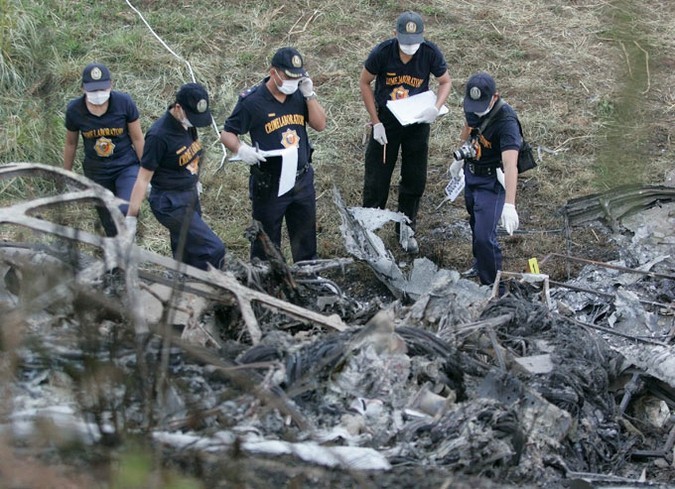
[{"xmin": 453, "ymin": 143, "xmax": 476, "ymax": 161}]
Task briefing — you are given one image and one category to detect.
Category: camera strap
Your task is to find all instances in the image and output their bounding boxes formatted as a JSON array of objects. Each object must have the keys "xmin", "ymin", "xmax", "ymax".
[
  {"xmin": 477, "ymin": 98, "xmax": 506, "ymax": 135},
  {"xmin": 477, "ymin": 98, "xmax": 528, "ymax": 141}
]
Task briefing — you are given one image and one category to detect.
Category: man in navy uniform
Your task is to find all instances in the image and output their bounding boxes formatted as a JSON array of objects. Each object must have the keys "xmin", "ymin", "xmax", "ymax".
[
  {"xmin": 220, "ymin": 47, "xmax": 327, "ymax": 263},
  {"xmin": 126, "ymin": 83, "xmax": 226, "ymax": 271},
  {"xmin": 64, "ymin": 62, "xmax": 144, "ymax": 236},
  {"xmin": 359, "ymin": 11, "xmax": 451, "ymax": 253},
  {"xmin": 449, "ymin": 72, "xmax": 521, "ymax": 287}
]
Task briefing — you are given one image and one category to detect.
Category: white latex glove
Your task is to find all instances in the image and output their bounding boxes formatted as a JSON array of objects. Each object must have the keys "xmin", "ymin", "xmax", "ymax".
[
  {"xmin": 237, "ymin": 143, "xmax": 266, "ymax": 165},
  {"xmin": 418, "ymin": 105, "xmax": 439, "ymax": 124},
  {"xmin": 372, "ymin": 123, "xmax": 388, "ymax": 145},
  {"xmin": 496, "ymin": 168, "xmax": 506, "ymax": 189},
  {"xmin": 449, "ymin": 159, "xmax": 464, "ymax": 178},
  {"xmin": 299, "ymin": 77, "xmax": 315, "ymax": 98},
  {"xmin": 500, "ymin": 203, "xmax": 519, "ymax": 235},
  {"xmin": 125, "ymin": 216, "xmax": 137, "ymax": 239}
]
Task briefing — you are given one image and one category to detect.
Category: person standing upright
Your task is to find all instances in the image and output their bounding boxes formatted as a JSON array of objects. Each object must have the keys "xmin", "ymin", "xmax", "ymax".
[
  {"xmin": 449, "ymin": 72, "xmax": 521, "ymax": 288},
  {"xmin": 359, "ymin": 11, "xmax": 451, "ymax": 253},
  {"xmin": 126, "ymin": 82, "xmax": 226, "ymax": 271},
  {"xmin": 64, "ymin": 62, "xmax": 144, "ymax": 235},
  {"xmin": 220, "ymin": 47, "xmax": 327, "ymax": 263}
]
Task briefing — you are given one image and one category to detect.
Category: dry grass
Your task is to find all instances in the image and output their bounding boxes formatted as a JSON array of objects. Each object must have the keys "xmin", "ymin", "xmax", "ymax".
[{"xmin": 1, "ymin": 0, "xmax": 673, "ymax": 276}]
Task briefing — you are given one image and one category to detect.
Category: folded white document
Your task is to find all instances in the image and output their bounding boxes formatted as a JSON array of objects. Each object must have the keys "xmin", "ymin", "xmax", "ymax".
[
  {"xmin": 386, "ymin": 90, "xmax": 449, "ymax": 126},
  {"xmin": 229, "ymin": 146, "xmax": 298, "ymax": 197}
]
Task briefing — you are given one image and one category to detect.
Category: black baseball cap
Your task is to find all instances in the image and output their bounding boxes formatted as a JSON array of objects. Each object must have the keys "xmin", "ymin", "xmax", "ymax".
[
  {"xmin": 176, "ymin": 82, "xmax": 212, "ymax": 127},
  {"xmin": 463, "ymin": 72, "xmax": 497, "ymax": 113},
  {"xmin": 271, "ymin": 47, "xmax": 308, "ymax": 79},
  {"xmin": 82, "ymin": 63, "xmax": 112, "ymax": 91},
  {"xmin": 396, "ymin": 11, "xmax": 424, "ymax": 45}
]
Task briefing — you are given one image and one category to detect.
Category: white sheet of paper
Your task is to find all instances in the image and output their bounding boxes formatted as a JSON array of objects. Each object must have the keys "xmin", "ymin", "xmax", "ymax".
[
  {"xmin": 273, "ymin": 146, "xmax": 298, "ymax": 196},
  {"xmin": 386, "ymin": 91, "xmax": 449, "ymax": 126}
]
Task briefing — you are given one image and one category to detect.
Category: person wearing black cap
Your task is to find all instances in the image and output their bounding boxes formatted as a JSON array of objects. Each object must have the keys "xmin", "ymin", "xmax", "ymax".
[
  {"xmin": 359, "ymin": 11, "xmax": 452, "ymax": 253},
  {"xmin": 64, "ymin": 62, "xmax": 145, "ymax": 236},
  {"xmin": 126, "ymin": 82, "xmax": 225, "ymax": 271},
  {"xmin": 449, "ymin": 71, "xmax": 521, "ymax": 287},
  {"xmin": 220, "ymin": 46, "xmax": 326, "ymax": 263}
]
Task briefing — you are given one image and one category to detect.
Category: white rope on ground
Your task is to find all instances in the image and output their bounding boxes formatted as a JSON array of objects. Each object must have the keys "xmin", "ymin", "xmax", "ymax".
[{"xmin": 125, "ymin": 0, "xmax": 228, "ymax": 171}]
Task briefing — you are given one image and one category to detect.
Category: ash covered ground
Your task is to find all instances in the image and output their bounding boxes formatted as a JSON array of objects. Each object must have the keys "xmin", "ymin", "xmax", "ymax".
[{"xmin": 1, "ymin": 173, "xmax": 674, "ymax": 488}]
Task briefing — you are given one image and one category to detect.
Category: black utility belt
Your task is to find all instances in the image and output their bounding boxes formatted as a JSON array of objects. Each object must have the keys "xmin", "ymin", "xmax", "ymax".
[
  {"xmin": 251, "ymin": 164, "xmax": 309, "ymax": 178},
  {"xmin": 152, "ymin": 185, "xmax": 196, "ymax": 193},
  {"xmin": 467, "ymin": 162, "xmax": 501, "ymax": 176}
]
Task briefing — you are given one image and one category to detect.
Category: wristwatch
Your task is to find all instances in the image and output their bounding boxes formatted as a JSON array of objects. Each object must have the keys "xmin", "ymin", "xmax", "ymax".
[{"xmin": 305, "ymin": 92, "xmax": 317, "ymax": 100}]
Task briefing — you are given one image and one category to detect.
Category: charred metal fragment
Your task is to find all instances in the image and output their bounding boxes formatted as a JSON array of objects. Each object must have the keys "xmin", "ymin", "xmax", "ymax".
[{"xmin": 561, "ymin": 184, "xmax": 675, "ymax": 228}]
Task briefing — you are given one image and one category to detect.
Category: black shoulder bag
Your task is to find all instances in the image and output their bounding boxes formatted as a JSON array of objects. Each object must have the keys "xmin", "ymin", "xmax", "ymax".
[
  {"xmin": 477, "ymin": 99, "xmax": 537, "ymax": 174},
  {"xmin": 515, "ymin": 118, "xmax": 537, "ymax": 174}
]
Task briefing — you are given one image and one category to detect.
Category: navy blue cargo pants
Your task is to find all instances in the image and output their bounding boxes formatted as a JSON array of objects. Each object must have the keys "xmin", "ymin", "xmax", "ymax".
[
  {"xmin": 86, "ymin": 163, "xmax": 139, "ymax": 237},
  {"xmin": 464, "ymin": 169, "xmax": 505, "ymax": 286},
  {"xmin": 149, "ymin": 186, "xmax": 225, "ymax": 271},
  {"xmin": 249, "ymin": 165, "xmax": 317, "ymax": 263},
  {"xmin": 363, "ymin": 107, "xmax": 430, "ymax": 230}
]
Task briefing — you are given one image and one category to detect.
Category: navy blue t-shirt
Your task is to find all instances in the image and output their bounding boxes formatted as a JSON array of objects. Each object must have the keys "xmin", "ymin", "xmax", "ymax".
[
  {"xmin": 141, "ymin": 110, "xmax": 202, "ymax": 191},
  {"xmin": 223, "ymin": 79, "xmax": 312, "ymax": 175},
  {"xmin": 64, "ymin": 91, "xmax": 140, "ymax": 178},
  {"xmin": 364, "ymin": 39, "xmax": 448, "ymax": 110},
  {"xmin": 466, "ymin": 102, "xmax": 522, "ymax": 166}
]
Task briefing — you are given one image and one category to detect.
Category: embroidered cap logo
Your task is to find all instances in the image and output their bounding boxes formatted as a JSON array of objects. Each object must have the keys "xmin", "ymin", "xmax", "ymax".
[
  {"xmin": 91, "ymin": 67, "xmax": 102, "ymax": 81},
  {"xmin": 291, "ymin": 55, "xmax": 302, "ymax": 68},
  {"xmin": 196, "ymin": 99, "xmax": 208, "ymax": 113},
  {"xmin": 470, "ymin": 87, "xmax": 482, "ymax": 100},
  {"xmin": 406, "ymin": 21, "xmax": 417, "ymax": 33}
]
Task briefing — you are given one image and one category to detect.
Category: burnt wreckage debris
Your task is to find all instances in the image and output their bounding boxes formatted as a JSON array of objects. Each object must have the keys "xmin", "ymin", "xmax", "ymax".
[{"xmin": 0, "ymin": 163, "xmax": 674, "ymax": 487}]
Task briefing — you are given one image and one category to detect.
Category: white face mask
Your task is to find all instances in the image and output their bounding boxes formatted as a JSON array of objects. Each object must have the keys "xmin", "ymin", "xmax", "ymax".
[
  {"xmin": 474, "ymin": 99, "xmax": 495, "ymax": 117},
  {"xmin": 274, "ymin": 69, "xmax": 300, "ymax": 95},
  {"xmin": 175, "ymin": 105, "xmax": 193, "ymax": 129},
  {"xmin": 85, "ymin": 89, "xmax": 111, "ymax": 105},
  {"xmin": 399, "ymin": 43, "xmax": 421, "ymax": 56}
]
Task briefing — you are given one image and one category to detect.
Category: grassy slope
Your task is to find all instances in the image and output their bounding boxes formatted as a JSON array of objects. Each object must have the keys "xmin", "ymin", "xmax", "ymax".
[{"xmin": 1, "ymin": 0, "xmax": 673, "ymax": 276}]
